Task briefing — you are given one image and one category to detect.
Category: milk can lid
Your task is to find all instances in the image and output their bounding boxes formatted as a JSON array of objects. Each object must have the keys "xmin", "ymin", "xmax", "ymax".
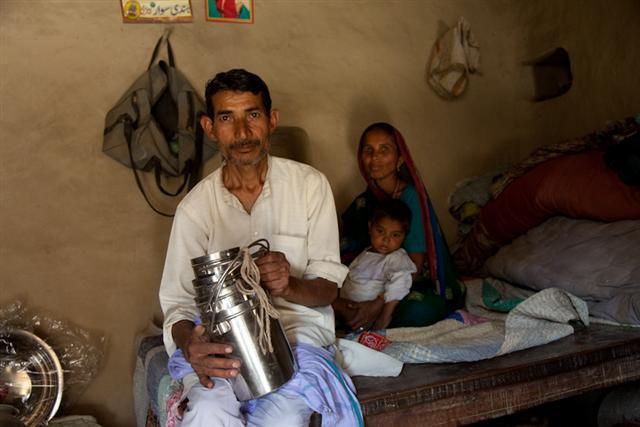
[{"xmin": 190, "ymin": 247, "xmax": 240, "ymax": 266}]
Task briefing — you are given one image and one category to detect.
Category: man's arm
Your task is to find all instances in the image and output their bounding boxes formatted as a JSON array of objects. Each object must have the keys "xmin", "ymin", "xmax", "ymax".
[
  {"xmin": 255, "ymin": 168, "xmax": 346, "ymax": 307},
  {"xmin": 159, "ymin": 200, "xmax": 211, "ymax": 357},
  {"xmin": 286, "ymin": 276, "xmax": 338, "ymax": 306},
  {"xmin": 297, "ymin": 170, "xmax": 349, "ymax": 302},
  {"xmin": 256, "ymin": 251, "xmax": 338, "ymax": 306}
]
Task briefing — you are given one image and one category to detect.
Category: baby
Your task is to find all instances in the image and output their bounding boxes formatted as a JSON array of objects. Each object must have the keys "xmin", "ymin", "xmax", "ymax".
[{"xmin": 340, "ymin": 199, "xmax": 417, "ymax": 329}]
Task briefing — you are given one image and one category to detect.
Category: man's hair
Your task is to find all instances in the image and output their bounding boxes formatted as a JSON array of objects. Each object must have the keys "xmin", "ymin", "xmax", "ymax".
[
  {"xmin": 370, "ymin": 198, "xmax": 412, "ymax": 233},
  {"xmin": 204, "ymin": 69, "xmax": 272, "ymax": 117}
]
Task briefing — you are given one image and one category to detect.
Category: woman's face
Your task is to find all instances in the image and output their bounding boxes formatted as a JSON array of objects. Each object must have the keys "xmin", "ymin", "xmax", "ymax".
[{"xmin": 360, "ymin": 129, "xmax": 403, "ymax": 182}]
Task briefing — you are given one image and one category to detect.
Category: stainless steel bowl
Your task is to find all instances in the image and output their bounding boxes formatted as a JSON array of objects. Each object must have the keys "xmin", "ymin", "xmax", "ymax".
[
  {"xmin": 191, "ymin": 246, "xmax": 267, "ymax": 279},
  {"xmin": 0, "ymin": 329, "xmax": 63, "ymax": 425},
  {"xmin": 191, "ymin": 248, "xmax": 240, "ymax": 279}
]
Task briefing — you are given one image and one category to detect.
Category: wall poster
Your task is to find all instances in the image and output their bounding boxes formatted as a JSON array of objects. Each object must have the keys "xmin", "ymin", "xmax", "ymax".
[
  {"xmin": 206, "ymin": 0, "xmax": 254, "ymax": 24},
  {"xmin": 121, "ymin": 0, "xmax": 194, "ymax": 23}
]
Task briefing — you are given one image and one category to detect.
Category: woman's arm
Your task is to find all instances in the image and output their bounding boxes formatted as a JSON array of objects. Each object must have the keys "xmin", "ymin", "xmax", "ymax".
[
  {"xmin": 408, "ymin": 251, "xmax": 425, "ymax": 277},
  {"xmin": 373, "ymin": 300, "xmax": 401, "ymax": 329},
  {"xmin": 400, "ymin": 184, "xmax": 427, "ymax": 277},
  {"xmin": 333, "ymin": 295, "xmax": 385, "ymax": 330}
]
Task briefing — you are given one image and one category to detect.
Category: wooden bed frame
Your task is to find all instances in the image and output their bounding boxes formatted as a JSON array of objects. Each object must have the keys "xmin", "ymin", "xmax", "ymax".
[
  {"xmin": 353, "ymin": 323, "xmax": 640, "ymax": 426},
  {"xmin": 143, "ymin": 324, "xmax": 639, "ymax": 426}
]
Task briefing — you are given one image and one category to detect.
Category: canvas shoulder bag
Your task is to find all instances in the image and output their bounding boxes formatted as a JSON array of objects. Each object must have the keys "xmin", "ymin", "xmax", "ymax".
[{"xmin": 103, "ymin": 32, "xmax": 217, "ymax": 216}]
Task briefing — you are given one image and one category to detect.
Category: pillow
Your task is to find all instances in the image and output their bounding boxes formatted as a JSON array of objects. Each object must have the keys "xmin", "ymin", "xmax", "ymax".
[
  {"xmin": 486, "ymin": 217, "xmax": 640, "ymax": 324},
  {"xmin": 480, "ymin": 150, "xmax": 640, "ymax": 244}
]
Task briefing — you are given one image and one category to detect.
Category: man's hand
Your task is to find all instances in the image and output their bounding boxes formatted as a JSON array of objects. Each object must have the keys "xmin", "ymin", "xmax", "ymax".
[
  {"xmin": 255, "ymin": 251, "xmax": 291, "ymax": 298},
  {"xmin": 182, "ymin": 324, "xmax": 241, "ymax": 388},
  {"xmin": 254, "ymin": 251, "xmax": 338, "ymax": 306}
]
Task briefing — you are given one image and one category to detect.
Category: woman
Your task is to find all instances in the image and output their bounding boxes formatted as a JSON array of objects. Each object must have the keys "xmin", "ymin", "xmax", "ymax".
[{"xmin": 335, "ymin": 122, "xmax": 464, "ymax": 331}]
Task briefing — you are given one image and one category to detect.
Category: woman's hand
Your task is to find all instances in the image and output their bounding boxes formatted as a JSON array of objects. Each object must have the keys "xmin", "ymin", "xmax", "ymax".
[{"xmin": 334, "ymin": 295, "xmax": 385, "ymax": 331}]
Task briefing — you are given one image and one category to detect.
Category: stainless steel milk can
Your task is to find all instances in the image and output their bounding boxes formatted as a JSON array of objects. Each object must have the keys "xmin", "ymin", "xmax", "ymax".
[{"xmin": 191, "ymin": 242, "xmax": 296, "ymax": 401}]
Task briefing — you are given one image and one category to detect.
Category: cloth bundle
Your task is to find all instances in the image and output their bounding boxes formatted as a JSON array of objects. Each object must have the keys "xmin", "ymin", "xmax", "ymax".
[{"xmin": 428, "ymin": 16, "xmax": 480, "ymax": 99}]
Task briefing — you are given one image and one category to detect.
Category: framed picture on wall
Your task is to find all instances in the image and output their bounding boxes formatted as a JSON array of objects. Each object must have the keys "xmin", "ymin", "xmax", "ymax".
[
  {"xmin": 206, "ymin": 0, "xmax": 254, "ymax": 24},
  {"xmin": 121, "ymin": 0, "xmax": 193, "ymax": 23}
]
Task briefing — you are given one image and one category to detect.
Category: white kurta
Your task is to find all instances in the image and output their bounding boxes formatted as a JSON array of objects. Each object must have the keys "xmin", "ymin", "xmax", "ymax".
[
  {"xmin": 340, "ymin": 248, "xmax": 416, "ymax": 303},
  {"xmin": 159, "ymin": 156, "xmax": 349, "ymax": 355}
]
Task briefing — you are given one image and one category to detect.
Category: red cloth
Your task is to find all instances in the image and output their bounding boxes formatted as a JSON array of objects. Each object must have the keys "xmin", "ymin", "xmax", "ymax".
[
  {"xmin": 480, "ymin": 150, "xmax": 640, "ymax": 244},
  {"xmin": 357, "ymin": 332, "xmax": 392, "ymax": 351}
]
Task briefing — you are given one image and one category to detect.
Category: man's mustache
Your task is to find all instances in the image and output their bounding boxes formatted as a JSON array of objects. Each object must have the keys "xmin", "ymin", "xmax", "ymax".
[{"xmin": 229, "ymin": 139, "xmax": 261, "ymax": 150}]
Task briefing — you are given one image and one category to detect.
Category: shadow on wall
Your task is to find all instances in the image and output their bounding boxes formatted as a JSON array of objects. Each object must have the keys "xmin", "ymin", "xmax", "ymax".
[
  {"xmin": 347, "ymin": 95, "xmax": 392, "ymax": 153},
  {"xmin": 270, "ymin": 126, "xmax": 310, "ymax": 164}
]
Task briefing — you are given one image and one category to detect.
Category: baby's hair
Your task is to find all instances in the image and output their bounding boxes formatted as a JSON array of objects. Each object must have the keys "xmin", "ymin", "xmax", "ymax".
[{"xmin": 370, "ymin": 199, "xmax": 412, "ymax": 233}]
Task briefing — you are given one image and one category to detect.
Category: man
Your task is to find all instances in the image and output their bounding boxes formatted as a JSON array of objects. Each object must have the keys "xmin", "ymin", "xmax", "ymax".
[{"xmin": 159, "ymin": 69, "xmax": 355, "ymax": 426}]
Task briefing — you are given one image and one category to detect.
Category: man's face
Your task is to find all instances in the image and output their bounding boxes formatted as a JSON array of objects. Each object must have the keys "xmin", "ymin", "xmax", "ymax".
[{"xmin": 201, "ymin": 90, "xmax": 278, "ymax": 166}]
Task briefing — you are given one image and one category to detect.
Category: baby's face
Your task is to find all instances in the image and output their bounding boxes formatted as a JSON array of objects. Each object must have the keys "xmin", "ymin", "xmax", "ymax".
[{"xmin": 369, "ymin": 217, "xmax": 406, "ymax": 255}]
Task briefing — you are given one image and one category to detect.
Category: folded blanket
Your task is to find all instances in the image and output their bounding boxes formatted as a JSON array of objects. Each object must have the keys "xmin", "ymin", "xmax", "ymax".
[
  {"xmin": 381, "ymin": 285, "xmax": 589, "ymax": 363},
  {"xmin": 428, "ymin": 16, "xmax": 480, "ymax": 98}
]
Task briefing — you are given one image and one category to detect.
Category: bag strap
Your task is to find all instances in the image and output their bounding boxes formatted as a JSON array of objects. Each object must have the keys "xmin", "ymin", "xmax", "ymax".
[
  {"xmin": 152, "ymin": 102, "xmax": 204, "ymax": 197},
  {"xmin": 154, "ymin": 161, "xmax": 190, "ymax": 196},
  {"xmin": 121, "ymin": 31, "xmax": 202, "ymax": 216},
  {"xmin": 122, "ymin": 115, "xmax": 175, "ymax": 217},
  {"xmin": 148, "ymin": 30, "xmax": 175, "ymax": 70}
]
